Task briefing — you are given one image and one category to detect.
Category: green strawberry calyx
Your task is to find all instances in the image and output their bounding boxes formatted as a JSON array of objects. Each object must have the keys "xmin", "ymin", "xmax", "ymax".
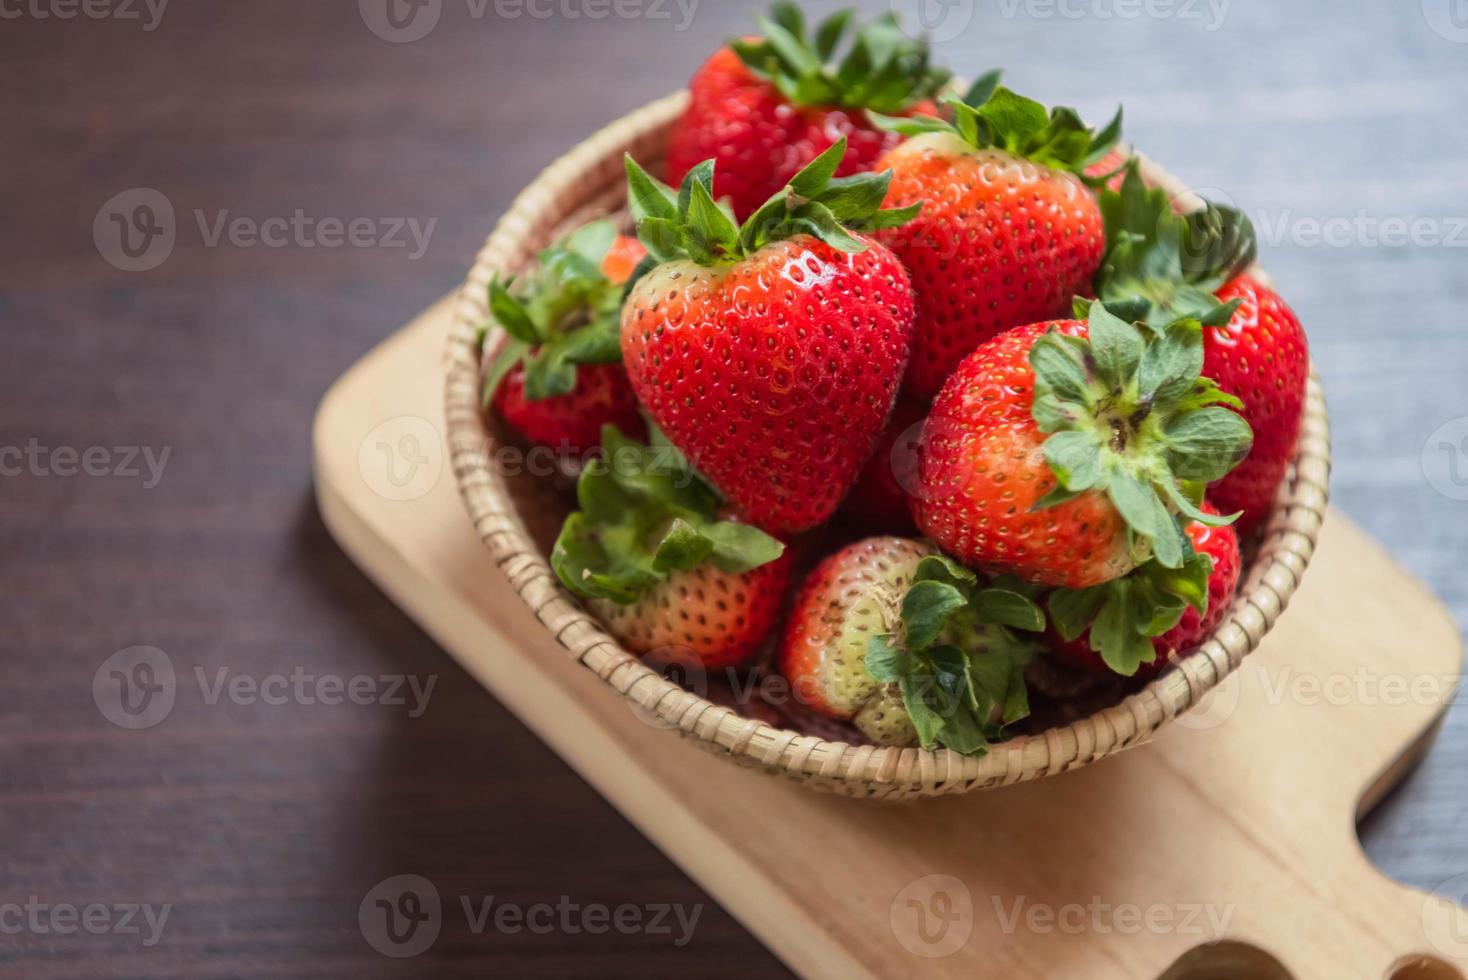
[
  {"xmin": 479, "ymin": 219, "xmax": 626, "ymax": 407},
  {"xmin": 551, "ymin": 424, "xmax": 785, "ymax": 605},
  {"xmin": 870, "ymin": 74, "xmax": 1123, "ymax": 179},
  {"xmin": 731, "ymin": 3, "xmax": 951, "ymax": 114},
  {"xmin": 1094, "ymin": 161, "xmax": 1258, "ymax": 329},
  {"xmin": 1047, "ymin": 552, "xmax": 1214, "ymax": 676},
  {"xmin": 865, "ymin": 554, "xmax": 1046, "ymax": 756},
  {"xmin": 624, "ymin": 139, "xmax": 920, "ymax": 268},
  {"xmin": 1029, "ymin": 301, "xmax": 1253, "ymax": 572}
]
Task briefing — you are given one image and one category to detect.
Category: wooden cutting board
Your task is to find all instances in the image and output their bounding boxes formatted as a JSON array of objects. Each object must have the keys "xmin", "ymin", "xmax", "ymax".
[{"xmin": 313, "ymin": 296, "xmax": 1468, "ymax": 980}]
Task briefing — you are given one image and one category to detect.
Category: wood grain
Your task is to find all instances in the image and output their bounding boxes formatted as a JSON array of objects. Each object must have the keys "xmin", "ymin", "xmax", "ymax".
[{"xmin": 2, "ymin": 0, "xmax": 1466, "ymax": 975}]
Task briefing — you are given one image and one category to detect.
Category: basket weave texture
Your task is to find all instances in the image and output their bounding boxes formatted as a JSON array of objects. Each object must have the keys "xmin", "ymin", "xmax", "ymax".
[{"xmin": 444, "ymin": 92, "xmax": 1332, "ymax": 800}]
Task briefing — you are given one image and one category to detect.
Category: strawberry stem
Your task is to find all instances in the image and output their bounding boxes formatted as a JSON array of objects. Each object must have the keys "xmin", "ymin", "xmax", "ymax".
[
  {"xmin": 1048, "ymin": 553, "xmax": 1214, "ymax": 676},
  {"xmin": 1029, "ymin": 302, "xmax": 1253, "ymax": 569},
  {"xmin": 1094, "ymin": 162, "xmax": 1258, "ymax": 327},
  {"xmin": 730, "ymin": 3, "xmax": 950, "ymax": 113},
  {"xmin": 866, "ymin": 556, "xmax": 1046, "ymax": 755},
  {"xmin": 479, "ymin": 219, "xmax": 626, "ymax": 405},
  {"xmin": 869, "ymin": 82, "xmax": 1123, "ymax": 177},
  {"xmin": 624, "ymin": 139, "xmax": 921, "ymax": 268},
  {"xmin": 551, "ymin": 426, "xmax": 785, "ymax": 604}
]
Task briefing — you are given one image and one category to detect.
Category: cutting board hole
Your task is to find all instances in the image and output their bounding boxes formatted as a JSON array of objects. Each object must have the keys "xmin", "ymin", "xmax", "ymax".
[
  {"xmin": 1158, "ymin": 940, "xmax": 1295, "ymax": 979},
  {"xmin": 1388, "ymin": 955, "xmax": 1465, "ymax": 980}
]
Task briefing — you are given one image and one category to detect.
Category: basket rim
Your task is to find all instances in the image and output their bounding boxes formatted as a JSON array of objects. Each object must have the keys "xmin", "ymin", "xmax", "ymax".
[{"xmin": 442, "ymin": 91, "xmax": 1332, "ymax": 799}]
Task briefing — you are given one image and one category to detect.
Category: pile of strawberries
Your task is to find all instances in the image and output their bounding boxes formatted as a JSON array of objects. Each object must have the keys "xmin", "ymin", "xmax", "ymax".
[{"xmin": 479, "ymin": 4, "xmax": 1309, "ymax": 755}]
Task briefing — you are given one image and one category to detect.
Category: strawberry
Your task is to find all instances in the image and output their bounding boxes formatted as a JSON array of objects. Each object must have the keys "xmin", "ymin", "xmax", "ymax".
[
  {"xmin": 871, "ymin": 82, "xmax": 1123, "ymax": 398},
  {"xmin": 781, "ymin": 538, "xmax": 1045, "ymax": 752},
  {"xmin": 491, "ymin": 363, "xmax": 643, "ymax": 456},
  {"xmin": 839, "ymin": 396, "xmax": 925, "ymax": 534},
  {"xmin": 666, "ymin": 3, "xmax": 948, "ymax": 220},
  {"xmin": 620, "ymin": 140, "xmax": 919, "ymax": 534},
  {"xmin": 913, "ymin": 302, "xmax": 1254, "ymax": 590},
  {"xmin": 590, "ymin": 560, "xmax": 791, "ymax": 671},
  {"xmin": 482, "ymin": 220, "xmax": 648, "ymax": 454},
  {"xmin": 599, "ymin": 232, "xmax": 648, "ymax": 285},
  {"xmin": 1084, "ymin": 147, "xmax": 1132, "ymax": 193},
  {"xmin": 1093, "ymin": 164, "xmax": 1309, "ymax": 532},
  {"xmin": 552, "ymin": 426, "xmax": 790, "ymax": 670},
  {"xmin": 1204, "ymin": 277, "xmax": 1309, "ymax": 529},
  {"xmin": 1048, "ymin": 502, "xmax": 1242, "ymax": 677}
]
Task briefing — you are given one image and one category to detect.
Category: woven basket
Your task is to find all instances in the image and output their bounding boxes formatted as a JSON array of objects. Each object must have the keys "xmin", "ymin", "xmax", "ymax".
[{"xmin": 444, "ymin": 92, "xmax": 1332, "ymax": 800}]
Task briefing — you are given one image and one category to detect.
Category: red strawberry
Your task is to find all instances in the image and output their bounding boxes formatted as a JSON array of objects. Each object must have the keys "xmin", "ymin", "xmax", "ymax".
[
  {"xmin": 1204, "ymin": 276, "xmax": 1309, "ymax": 531},
  {"xmin": 599, "ymin": 233, "xmax": 648, "ymax": 285},
  {"xmin": 552, "ymin": 427, "xmax": 789, "ymax": 670},
  {"xmin": 840, "ymin": 396, "xmax": 926, "ymax": 533},
  {"xmin": 621, "ymin": 140, "xmax": 919, "ymax": 534},
  {"xmin": 591, "ymin": 554, "xmax": 792, "ymax": 671},
  {"xmin": 666, "ymin": 5, "xmax": 947, "ymax": 220},
  {"xmin": 483, "ymin": 221, "xmax": 647, "ymax": 454},
  {"xmin": 1093, "ymin": 164, "xmax": 1309, "ymax": 532},
  {"xmin": 1050, "ymin": 502, "xmax": 1242, "ymax": 678},
  {"xmin": 914, "ymin": 302, "xmax": 1254, "ymax": 590},
  {"xmin": 1085, "ymin": 147, "xmax": 1128, "ymax": 179},
  {"xmin": 491, "ymin": 362, "xmax": 643, "ymax": 454},
  {"xmin": 782, "ymin": 537, "xmax": 1045, "ymax": 752},
  {"xmin": 1084, "ymin": 147, "xmax": 1131, "ymax": 193},
  {"xmin": 872, "ymin": 83, "xmax": 1122, "ymax": 398}
]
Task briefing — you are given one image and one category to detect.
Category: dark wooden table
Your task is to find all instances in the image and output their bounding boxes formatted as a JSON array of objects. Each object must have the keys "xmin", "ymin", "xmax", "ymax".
[{"xmin": 3, "ymin": 0, "xmax": 1466, "ymax": 975}]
